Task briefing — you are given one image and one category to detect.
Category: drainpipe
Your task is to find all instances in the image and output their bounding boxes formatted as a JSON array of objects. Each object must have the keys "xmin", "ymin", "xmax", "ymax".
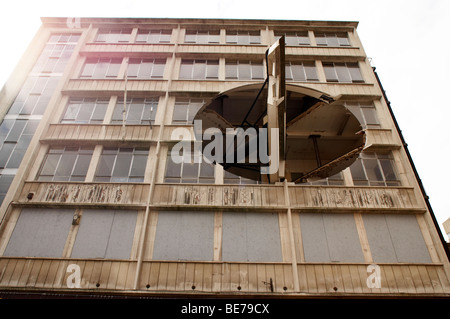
[{"xmin": 372, "ymin": 67, "xmax": 450, "ymax": 262}]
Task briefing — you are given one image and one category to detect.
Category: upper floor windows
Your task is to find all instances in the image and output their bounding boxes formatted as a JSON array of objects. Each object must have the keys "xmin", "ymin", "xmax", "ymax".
[
  {"xmin": 61, "ymin": 98, "xmax": 109, "ymax": 124},
  {"xmin": 179, "ymin": 59, "xmax": 219, "ymax": 80},
  {"xmin": 185, "ymin": 30, "xmax": 220, "ymax": 44},
  {"xmin": 226, "ymin": 31, "xmax": 261, "ymax": 45},
  {"xmin": 37, "ymin": 147, "xmax": 94, "ymax": 182},
  {"xmin": 172, "ymin": 98, "xmax": 205, "ymax": 124},
  {"xmin": 285, "ymin": 61, "xmax": 318, "ymax": 82},
  {"xmin": 164, "ymin": 148, "xmax": 215, "ymax": 184},
  {"xmin": 349, "ymin": 152, "xmax": 400, "ymax": 186},
  {"xmin": 323, "ymin": 62, "xmax": 364, "ymax": 83},
  {"xmin": 275, "ymin": 32, "xmax": 310, "ymax": 46},
  {"xmin": 95, "ymin": 29, "xmax": 132, "ymax": 43},
  {"xmin": 345, "ymin": 102, "xmax": 381, "ymax": 129},
  {"xmin": 315, "ymin": 32, "xmax": 350, "ymax": 47},
  {"xmin": 136, "ymin": 29, "xmax": 171, "ymax": 43},
  {"xmin": 80, "ymin": 58, "xmax": 122, "ymax": 79},
  {"xmin": 112, "ymin": 98, "xmax": 158, "ymax": 125},
  {"xmin": 127, "ymin": 58, "xmax": 165, "ymax": 79},
  {"xmin": 225, "ymin": 60, "xmax": 264, "ymax": 80},
  {"xmin": 94, "ymin": 147, "xmax": 148, "ymax": 183}
]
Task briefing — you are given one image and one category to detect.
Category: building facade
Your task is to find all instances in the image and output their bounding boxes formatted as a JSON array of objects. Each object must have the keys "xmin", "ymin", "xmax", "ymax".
[{"xmin": 0, "ymin": 17, "xmax": 449, "ymax": 298}]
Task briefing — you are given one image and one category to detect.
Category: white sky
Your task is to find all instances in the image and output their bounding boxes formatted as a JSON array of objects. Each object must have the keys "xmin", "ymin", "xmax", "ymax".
[{"xmin": 0, "ymin": 0, "xmax": 449, "ymax": 238}]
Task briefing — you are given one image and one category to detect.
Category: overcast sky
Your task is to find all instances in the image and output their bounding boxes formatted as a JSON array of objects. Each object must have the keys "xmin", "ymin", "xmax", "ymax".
[{"xmin": 0, "ymin": 0, "xmax": 449, "ymax": 238}]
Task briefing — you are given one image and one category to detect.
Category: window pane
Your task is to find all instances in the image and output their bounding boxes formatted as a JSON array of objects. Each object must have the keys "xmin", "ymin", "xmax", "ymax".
[
  {"xmin": 304, "ymin": 63, "xmax": 318, "ymax": 81},
  {"xmin": 291, "ymin": 64, "xmax": 306, "ymax": 81},
  {"xmin": 55, "ymin": 153, "xmax": 77, "ymax": 177},
  {"xmin": 72, "ymin": 154, "xmax": 92, "ymax": 177},
  {"xmin": 192, "ymin": 61, "xmax": 206, "ymax": 79},
  {"xmin": 364, "ymin": 159, "xmax": 383, "ymax": 181},
  {"xmin": 179, "ymin": 60, "xmax": 193, "ymax": 79},
  {"xmin": 165, "ymin": 156, "xmax": 182, "ymax": 177},
  {"xmin": 335, "ymin": 63, "xmax": 352, "ymax": 83},
  {"xmin": 173, "ymin": 103, "xmax": 188, "ymax": 122},
  {"xmin": 361, "ymin": 107, "xmax": 379, "ymax": 125},
  {"xmin": 225, "ymin": 62, "xmax": 238, "ymax": 79},
  {"xmin": 350, "ymin": 159, "xmax": 367, "ymax": 181},
  {"xmin": 130, "ymin": 154, "xmax": 147, "ymax": 177},
  {"xmin": 206, "ymin": 61, "xmax": 219, "ymax": 79},
  {"xmin": 182, "ymin": 161, "xmax": 199, "ymax": 178},
  {"xmin": 323, "ymin": 63, "xmax": 338, "ymax": 82},
  {"xmin": 39, "ymin": 153, "xmax": 60, "ymax": 176},
  {"xmin": 348, "ymin": 64, "xmax": 364, "ymax": 82},
  {"xmin": 379, "ymin": 159, "xmax": 397, "ymax": 181},
  {"xmin": 96, "ymin": 154, "xmax": 115, "ymax": 177},
  {"xmin": 112, "ymin": 153, "xmax": 133, "ymax": 178},
  {"xmin": 239, "ymin": 63, "xmax": 251, "ymax": 80},
  {"xmin": 6, "ymin": 120, "xmax": 26, "ymax": 142}
]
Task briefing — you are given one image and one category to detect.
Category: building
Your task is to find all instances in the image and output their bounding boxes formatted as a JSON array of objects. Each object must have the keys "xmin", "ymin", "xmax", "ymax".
[{"xmin": 0, "ymin": 17, "xmax": 449, "ymax": 298}]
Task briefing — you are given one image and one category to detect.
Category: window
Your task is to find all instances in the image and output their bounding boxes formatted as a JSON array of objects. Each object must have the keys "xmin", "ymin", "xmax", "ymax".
[
  {"xmin": 299, "ymin": 213, "xmax": 364, "ymax": 262},
  {"xmin": 275, "ymin": 32, "xmax": 310, "ymax": 46},
  {"xmin": 112, "ymin": 98, "xmax": 158, "ymax": 125},
  {"xmin": 71, "ymin": 209, "xmax": 138, "ymax": 259},
  {"xmin": 136, "ymin": 29, "xmax": 171, "ymax": 43},
  {"xmin": 345, "ymin": 102, "xmax": 381, "ymax": 128},
  {"xmin": 226, "ymin": 31, "xmax": 261, "ymax": 44},
  {"xmin": 164, "ymin": 147, "xmax": 215, "ymax": 184},
  {"xmin": 37, "ymin": 147, "xmax": 94, "ymax": 182},
  {"xmin": 80, "ymin": 58, "xmax": 122, "ymax": 78},
  {"xmin": 363, "ymin": 214, "xmax": 431, "ymax": 263},
  {"xmin": 323, "ymin": 62, "xmax": 364, "ymax": 83},
  {"xmin": 349, "ymin": 152, "xmax": 400, "ymax": 186},
  {"xmin": 0, "ymin": 174, "xmax": 14, "ymax": 204},
  {"xmin": 185, "ymin": 30, "xmax": 220, "ymax": 44},
  {"xmin": 315, "ymin": 32, "xmax": 350, "ymax": 46},
  {"xmin": 153, "ymin": 211, "xmax": 214, "ymax": 261},
  {"xmin": 179, "ymin": 59, "xmax": 219, "ymax": 80},
  {"xmin": 95, "ymin": 29, "xmax": 132, "ymax": 43},
  {"xmin": 225, "ymin": 60, "xmax": 264, "ymax": 80},
  {"xmin": 61, "ymin": 98, "xmax": 109, "ymax": 124},
  {"xmin": 285, "ymin": 61, "xmax": 318, "ymax": 81},
  {"xmin": 127, "ymin": 58, "xmax": 165, "ymax": 79},
  {"xmin": 3, "ymin": 208, "xmax": 74, "ymax": 258},
  {"xmin": 0, "ymin": 120, "xmax": 39, "ymax": 169},
  {"xmin": 94, "ymin": 147, "xmax": 148, "ymax": 183},
  {"xmin": 172, "ymin": 98, "xmax": 204, "ymax": 124}
]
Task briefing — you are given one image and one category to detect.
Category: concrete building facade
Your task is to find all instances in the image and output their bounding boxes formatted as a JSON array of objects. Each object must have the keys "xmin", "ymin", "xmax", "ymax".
[{"xmin": 0, "ymin": 17, "xmax": 449, "ymax": 298}]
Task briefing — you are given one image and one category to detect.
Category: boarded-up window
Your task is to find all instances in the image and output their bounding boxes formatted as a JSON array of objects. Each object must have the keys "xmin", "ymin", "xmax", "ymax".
[
  {"xmin": 363, "ymin": 214, "xmax": 431, "ymax": 263},
  {"xmin": 222, "ymin": 212, "xmax": 282, "ymax": 262},
  {"xmin": 4, "ymin": 208, "xmax": 74, "ymax": 257},
  {"xmin": 153, "ymin": 211, "xmax": 214, "ymax": 261},
  {"xmin": 299, "ymin": 213, "xmax": 364, "ymax": 262},
  {"xmin": 71, "ymin": 209, "xmax": 137, "ymax": 259}
]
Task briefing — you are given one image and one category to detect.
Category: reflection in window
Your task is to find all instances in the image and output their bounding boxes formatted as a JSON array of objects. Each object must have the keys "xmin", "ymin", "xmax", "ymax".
[
  {"xmin": 61, "ymin": 98, "xmax": 109, "ymax": 124},
  {"xmin": 112, "ymin": 98, "xmax": 158, "ymax": 125},
  {"xmin": 37, "ymin": 147, "xmax": 94, "ymax": 182},
  {"xmin": 94, "ymin": 147, "xmax": 148, "ymax": 183},
  {"xmin": 349, "ymin": 152, "xmax": 400, "ymax": 186}
]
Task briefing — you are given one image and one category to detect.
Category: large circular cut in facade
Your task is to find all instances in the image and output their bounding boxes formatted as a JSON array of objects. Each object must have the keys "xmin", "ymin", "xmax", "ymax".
[{"xmin": 194, "ymin": 83, "xmax": 365, "ymax": 184}]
